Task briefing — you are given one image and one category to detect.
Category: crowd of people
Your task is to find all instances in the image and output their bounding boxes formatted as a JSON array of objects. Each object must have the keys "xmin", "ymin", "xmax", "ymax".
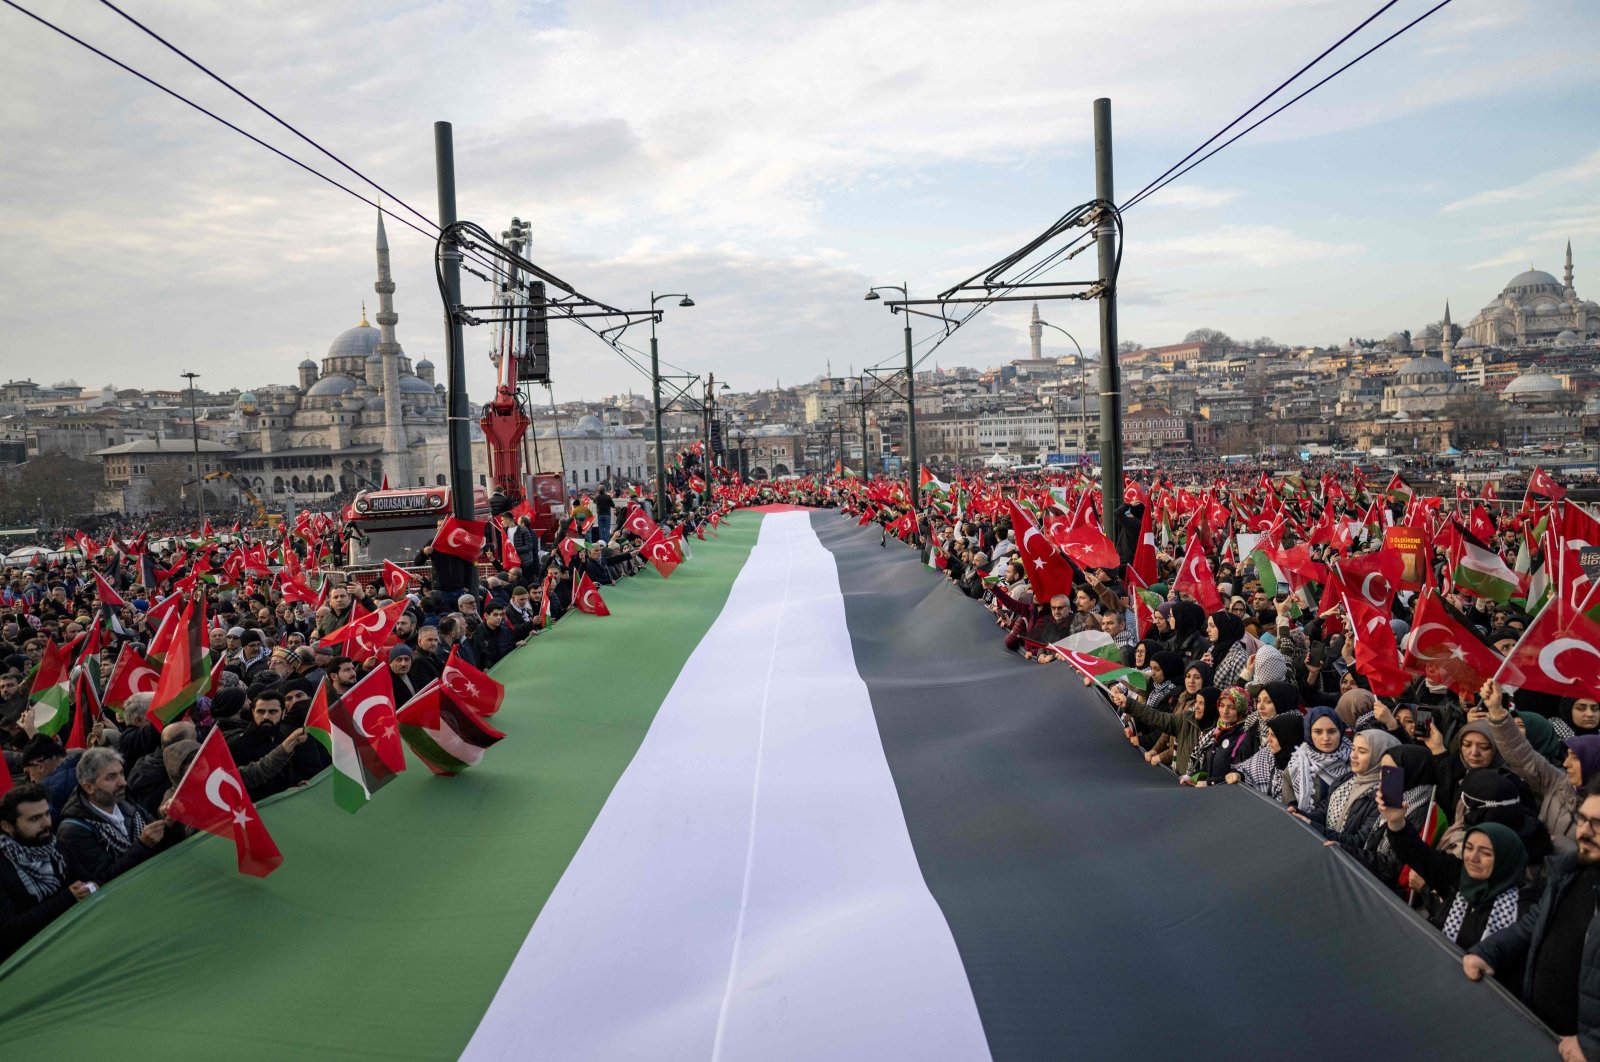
[
  {"xmin": 0, "ymin": 485, "xmax": 725, "ymax": 963},
  {"xmin": 5, "ymin": 457, "xmax": 1598, "ymax": 1058},
  {"xmin": 814, "ymin": 465, "xmax": 1598, "ymax": 1061}
]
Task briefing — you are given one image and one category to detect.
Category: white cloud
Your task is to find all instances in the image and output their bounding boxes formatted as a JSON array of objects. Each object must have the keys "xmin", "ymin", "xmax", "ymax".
[{"xmin": 1440, "ymin": 148, "xmax": 1600, "ymax": 214}]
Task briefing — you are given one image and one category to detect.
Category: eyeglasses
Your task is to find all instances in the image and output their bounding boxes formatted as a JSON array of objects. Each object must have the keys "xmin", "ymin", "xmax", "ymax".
[{"xmin": 1575, "ymin": 812, "xmax": 1600, "ymax": 834}]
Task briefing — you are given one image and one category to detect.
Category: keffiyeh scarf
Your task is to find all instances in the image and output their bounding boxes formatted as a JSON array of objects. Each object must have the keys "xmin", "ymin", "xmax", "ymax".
[
  {"xmin": 1443, "ymin": 887, "xmax": 1519, "ymax": 945},
  {"xmin": 0, "ymin": 833, "xmax": 67, "ymax": 901},
  {"xmin": 1287, "ymin": 739, "xmax": 1353, "ymax": 814}
]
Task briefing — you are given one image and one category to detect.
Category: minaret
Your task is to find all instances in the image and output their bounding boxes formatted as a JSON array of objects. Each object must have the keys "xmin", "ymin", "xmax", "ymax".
[
  {"xmin": 374, "ymin": 211, "xmax": 410, "ymax": 487},
  {"xmin": 1029, "ymin": 303, "xmax": 1042, "ymax": 360},
  {"xmin": 1565, "ymin": 241, "xmax": 1575, "ymax": 292},
  {"xmin": 1440, "ymin": 301, "xmax": 1454, "ymax": 364}
]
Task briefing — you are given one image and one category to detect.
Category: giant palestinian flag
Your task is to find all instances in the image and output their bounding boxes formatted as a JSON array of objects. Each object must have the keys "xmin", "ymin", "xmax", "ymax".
[{"xmin": 0, "ymin": 512, "xmax": 1551, "ymax": 1059}]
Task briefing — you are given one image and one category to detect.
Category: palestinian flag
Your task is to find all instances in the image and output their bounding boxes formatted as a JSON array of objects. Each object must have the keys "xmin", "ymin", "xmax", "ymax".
[
  {"xmin": 149, "ymin": 597, "xmax": 210, "ymax": 726},
  {"xmin": 1050, "ymin": 645, "xmax": 1149, "ymax": 690},
  {"xmin": 0, "ymin": 512, "xmax": 1551, "ymax": 1061},
  {"xmin": 27, "ymin": 639, "xmax": 72, "ymax": 736},
  {"xmin": 1451, "ymin": 528, "xmax": 1520, "ymax": 605},
  {"xmin": 396, "ymin": 679, "xmax": 505, "ymax": 775},
  {"xmin": 305, "ymin": 666, "xmax": 406, "ymax": 813}
]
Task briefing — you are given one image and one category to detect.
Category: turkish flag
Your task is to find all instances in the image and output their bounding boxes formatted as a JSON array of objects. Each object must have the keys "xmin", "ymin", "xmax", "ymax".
[
  {"xmin": 320, "ymin": 599, "xmax": 408, "ymax": 660},
  {"xmin": 432, "ymin": 515, "xmax": 487, "ymax": 562},
  {"xmin": 1172, "ymin": 535, "xmax": 1224, "ymax": 615},
  {"xmin": 1497, "ymin": 595, "xmax": 1600, "ymax": 702},
  {"xmin": 441, "ymin": 646, "xmax": 505, "ymax": 716},
  {"xmin": 1131, "ymin": 504, "xmax": 1158, "ymax": 586},
  {"xmin": 1402, "ymin": 590, "xmax": 1503, "ymax": 698},
  {"xmin": 641, "ymin": 528, "xmax": 682, "ymax": 578},
  {"xmin": 381, "ymin": 560, "xmax": 412, "ymax": 600},
  {"xmin": 557, "ymin": 536, "xmax": 581, "ymax": 566},
  {"xmin": 1007, "ymin": 500, "xmax": 1076, "ymax": 605},
  {"xmin": 1526, "ymin": 466, "xmax": 1567, "ymax": 503},
  {"xmin": 573, "ymin": 572, "xmax": 611, "ymax": 616},
  {"xmin": 1333, "ymin": 550, "xmax": 1403, "ymax": 621},
  {"xmin": 166, "ymin": 728, "xmax": 283, "ymax": 877},
  {"xmin": 622, "ymin": 503, "xmax": 659, "ymax": 540},
  {"xmin": 104, "ymin": 644, "xmax": 159, "ymax": 711},
  {"xmin": 1340, "ymin": 585, "xmax": 1410, "ymax": 697}
]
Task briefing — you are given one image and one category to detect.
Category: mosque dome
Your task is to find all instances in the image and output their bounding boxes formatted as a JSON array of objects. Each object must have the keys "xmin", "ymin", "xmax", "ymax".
[
  {"xmin": 1556, "ymin": 330, "xmax": 1579, "ymax": 345},
  {"xmin": 398, "ymin": 374, "xmax": 433, "ymax": 394},
  {"xmin": 415, "ymin": 358, "xmax": 433, "ymax": 371},
  {"xmin": 236, "ymin": 391, "xmax": 258, "ymax": 406},
  {"xmin": 1502, "ymin": 372, "xmax": 1564, "ymax": 397},
  {"xmin": 306, "ymin": 374, "xmax": 357, "ymax": 397},
  {"xmin": 1505, "ymin": 269, "xmax": 1562, "ymax": 293},
  {"xmin": 1393, "ymin": 355, "xmax": 1453, "ymax": 382},
  {"xmin": 298, "ymin": 358, "xmax": 316, "ymax": 370},
  {"xmin": 575, "ymin": 414, "xmax": 606, "ymax": 433},
  {"xmin": 327, "ymin": 323, "xmax": 381, "ymax": 361},
  {"xmin": 1455, "ymin": 335, "xmax": 1481, "ymax": 349},
  {"xmin": 363, "ymin": 395, "xmax": 385, "ymax": 411}
]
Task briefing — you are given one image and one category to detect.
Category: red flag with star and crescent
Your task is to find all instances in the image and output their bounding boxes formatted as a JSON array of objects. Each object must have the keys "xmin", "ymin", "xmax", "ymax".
[
  {"xmin": 431, "ymin": 515, "xmax": 487, "ymax": 562},
  {"xmin": 166, "ymin": 728, "xmax": 283, "ymax": 877},
  {"xmin": 1172, "ymin": 534, "xmax": 1224, "ymax": 615},
  {"xmin": 381, "ymin": 560, "xmax": 412, "ymax": 600},
  {"xmin": 441, "ymin": 646, "xmax": 505, "ymax": 716},
  {"xmin": 1496, "ymin": 594, "xmax": 1600, "ymax": 702},
  {"xmin": 1401, "ymin": 590, "xmax": 1503, "ymax": 698},
  {"xmin": 573, "ymin": 572, "xmax": 611, "ymax": 617},
  {"xmin": 1006, "ymin": 499, "xmax": 1076, "ymax": 605}
]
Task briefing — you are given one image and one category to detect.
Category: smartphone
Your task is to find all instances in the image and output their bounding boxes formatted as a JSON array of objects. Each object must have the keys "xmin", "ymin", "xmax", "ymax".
[
  {"xmin": 1414, "ymin": 709, "xmax": 1433, "ymax": 738},
  {"xmin": 1380, "ymin": 765, "xmax": 1405, "ymax": 808}
]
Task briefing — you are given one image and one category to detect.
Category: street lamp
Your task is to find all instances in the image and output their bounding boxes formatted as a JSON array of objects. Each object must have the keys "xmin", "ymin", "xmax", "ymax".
[
  {"xmin": 865, "ymin": 283, "xmax": 919, "ymax": 509},
  {"xmin": 1036, "ymin": 320, "xmax": 1088, "ymax": 461},
  {"xmin": 649, "ymin": 291, "xmax": 694, "ymax": 514},
  {"xmin": 180, "ymin": 371, "xmax": 204, "ymax": 524}
]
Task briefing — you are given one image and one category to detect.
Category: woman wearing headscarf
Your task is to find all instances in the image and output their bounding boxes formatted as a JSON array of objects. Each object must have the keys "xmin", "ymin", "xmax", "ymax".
[
  {"xmin": 1378, "ymin": 791, "xmax": 1528, "ymax": 959},
  {"xmin": 1283, "ymin": 705, "xmax": 1353, "ymax": 814},
  {"xmin": 1435, "ymin": 767, "xmax": 1554, "ymax": 894},
  {"xmin": 1242, "ymin": 643, "xmax": 1288, "ymax": 688},
  {"xmin": 1186, "ymin": 687, "xmax": 1258, "ymax": 785},
  {"xmin": 1118, "ymin": 663, "xmax": 1216, "ymax": 777},
  {"xmin": 1230, "ymin": 712, "xmax": 1304, "ymax": 799},
  {"xmin": 1517, "ymin": 710, "xmax": 1565, "ymax": 765},
  {"xmin": 1479, "ymin": 678, "xmax": 1599, "ymax": 851},
  {"xmin": 1206, "ymin": 611, "xmax": 1250, "ymax": 689},
  {"xmin": 1551, "ymin": 696, "xmax": 1600, "ymax": 742},
  {"xmin": 1145, "ymin": 650, "xmax": 1184, "ymax": 714},
  {"xmin": 1309, "ymin": 729, "xmax": 1401, "ymax": 855},
  {"xmin": 1166, "ymin": 600, "xmax": 1208, "ymax": 660},
  {"xmin": 1362, "ymin": 745, "xmax": 1443, "ymax": 887},
  {"xmin": 1430, "ymin": 714, "xmax": 1505, "ymax": 818}
]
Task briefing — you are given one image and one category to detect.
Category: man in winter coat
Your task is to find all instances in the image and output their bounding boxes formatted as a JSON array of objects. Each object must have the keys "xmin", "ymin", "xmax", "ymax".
[
  {"xmin": 56, "ymin": 747, "xmax": 171, "ymax": 885},
  {"xmin": 0, "ymin": 784, "xmax": 93, "ymax": 960},
  {"xmin": 1467, "ymin": 777, "xmax": 1600, "ymax": 1062}
]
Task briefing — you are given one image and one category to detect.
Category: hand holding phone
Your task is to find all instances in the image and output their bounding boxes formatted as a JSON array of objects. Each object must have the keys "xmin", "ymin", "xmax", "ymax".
[{"xmin": 1379, "ymin": 765, "xmax": 1405, "ymax": 810}]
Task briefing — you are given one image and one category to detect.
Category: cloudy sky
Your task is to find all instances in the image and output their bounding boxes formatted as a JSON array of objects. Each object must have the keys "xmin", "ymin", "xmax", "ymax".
[{"xmin": 1, "ymin": 0, "xmax": 1596, "ymax": 403}]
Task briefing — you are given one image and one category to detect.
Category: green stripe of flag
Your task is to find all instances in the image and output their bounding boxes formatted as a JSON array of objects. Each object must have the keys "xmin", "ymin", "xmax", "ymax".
[{"xmin": 0, "ymin": 516, "xmax": 766, "ymax": 1060}]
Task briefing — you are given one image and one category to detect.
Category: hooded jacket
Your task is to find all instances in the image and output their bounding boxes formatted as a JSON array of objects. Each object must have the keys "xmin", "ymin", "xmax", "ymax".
[{"xmin": 1472, "ymin": 849, "xmax": 1600, "ymax": 1059}]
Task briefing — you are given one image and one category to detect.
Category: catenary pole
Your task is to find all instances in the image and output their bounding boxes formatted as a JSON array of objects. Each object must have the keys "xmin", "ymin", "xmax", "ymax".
[{"xmin": 1094, "ymin": 98, "xmax": 1124, "ymax": 542}]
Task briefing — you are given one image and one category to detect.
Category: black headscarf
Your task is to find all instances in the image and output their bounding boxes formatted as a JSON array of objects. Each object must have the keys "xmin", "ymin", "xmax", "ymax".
[
  {"xmin": 1170, "ymin": 601, "xmax": 1206, "ymax": 653},
  {"xmin": 1262, "ymin": 681, "xmax": 1301, "ymax": 716},
  {"xmin": 1193, "ymin": 686, "xmax": 1222, "ymax": 729},
  {"xmin": 1151, "ymin": 651, "xmax": 1185, "ymax": 686},
  {"xmin": 1389, "ymin": 744, "xmax": 1438, "ymax": 788},
  {"xmin": 1268, "ymin": 712, "xmax": 1305, "ymax": 771},
  {"xmin": 1209, "ymin": 610, "xmax": 1245, "ymax": 662},
  {"xmin": 1184, "ymin": 660, "xmax": 1215, "ymax": 688},
  {"xmin": 1561, "ymin": 697, "xmax": 1600, "ymax": 738}
]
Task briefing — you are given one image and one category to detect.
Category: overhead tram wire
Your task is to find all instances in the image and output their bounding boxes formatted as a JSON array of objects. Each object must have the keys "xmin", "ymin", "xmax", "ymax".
[
  {"xmin": 877, "ymin": 2, "xmax": 1436, "ymax": 367},
  {"xmin": 1122, "ymin": 0, "xmax": 1456, "ymax": 212},
  {"xmin": 5, "ymin": 0, "xmax": 671, "ymax": 384},
  {"xmin": 0, "ymin": 0, "xmax": 528, "ymax": 296},
  {"xmin": 1118, "ymin": 0, "xmax": 1404, "ymax": 213},
  {"xmin": 91, "ymin": 0, "xmax": 440, "ymax": 235}
]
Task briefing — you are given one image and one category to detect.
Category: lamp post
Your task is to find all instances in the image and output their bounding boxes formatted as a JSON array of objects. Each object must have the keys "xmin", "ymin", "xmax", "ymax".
[
  {"xmin": 864, "ymin": 283, "xmax": 918, "ymax": 509},
  {"xmin": 649, "ymin": 291, "xmax": 694, "ymax": 514},
  {"xmin": 180, "ymin": 371, "xmax": 204, "ymax": 524},
  {"xmin": 1036, "ymin": 320, "xmax": 1088, "ymax": 460}
]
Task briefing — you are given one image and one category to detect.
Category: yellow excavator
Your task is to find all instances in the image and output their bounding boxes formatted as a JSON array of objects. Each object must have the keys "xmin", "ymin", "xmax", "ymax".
[{"xmin": 201, "ymin": 470, "xmax": 272, "ymax": 527}]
